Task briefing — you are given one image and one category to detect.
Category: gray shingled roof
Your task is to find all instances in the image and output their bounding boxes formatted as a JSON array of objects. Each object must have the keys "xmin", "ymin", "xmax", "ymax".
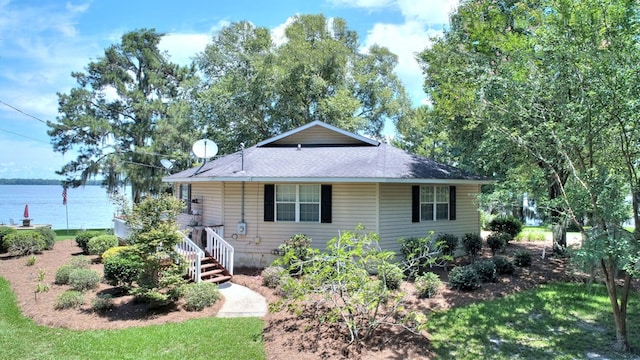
[{"xmin": 164, "ymin": 142, "xmax": 490, "ymax": 184}]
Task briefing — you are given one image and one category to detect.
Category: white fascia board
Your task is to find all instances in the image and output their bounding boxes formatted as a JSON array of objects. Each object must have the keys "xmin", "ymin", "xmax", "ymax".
[
  {"xmin": 256, "ymin": 120, "xmax": 379, "ymax": 147},
  {"xmin": 164, "ymin": 176, "xmax": 493, "ymax": 185}
]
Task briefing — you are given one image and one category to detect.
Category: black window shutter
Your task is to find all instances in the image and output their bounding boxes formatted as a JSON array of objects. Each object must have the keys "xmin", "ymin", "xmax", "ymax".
[
  {"xmin": 321, "ymin": 185, "xmax": 332, "ymax": 223},
  {"xmin": 412, "ymin": 185, "xmax": 420, "ymax": 223},
  {"xmin": 449, "ymin": 186, "xmax": 457, "ymax": 221},
  {"xmin": 264, "ymin": 184, "xmax": 275, "ymax": 222}
]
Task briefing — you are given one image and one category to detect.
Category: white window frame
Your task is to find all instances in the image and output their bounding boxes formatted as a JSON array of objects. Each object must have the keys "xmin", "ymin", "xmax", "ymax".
[
  {"xmin": 275, "ymin": 184, "xmax": 321, "ymax": 222},
  {"xmin": 420, "ymin": 185, "xmax": 449, "ymax": 221}
]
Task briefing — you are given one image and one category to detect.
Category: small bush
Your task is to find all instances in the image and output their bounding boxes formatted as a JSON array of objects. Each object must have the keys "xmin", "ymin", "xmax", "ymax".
[
  {"xmin": 486, "ymin": 232, "xmax": 510, "ymax": 255},
  {"xmin": 399, "ymin": 234, "xmax": 445, "ymax": 278},
  {"xmin": 277, "ymin": 233, "xmax": 315, "ymax": 275},
  {"xmin": 415, "ymin": 272, "xmax": 442, "ymax": 298},
  {"xmin": 473, "ymin": 259, "xmax": 497, "ymax": 282},
  {"xmin": 0, "ymin": 226, "xmax": 17, "ymax": 252},
  {"xmin": 101, "ymin": 246, "xmax": 130, "ymax": 262},
  {"xmin": 103, "ymin": 251, "xmax": 142, "ymax": 287},
  {"xmin": 87, "ymin": 235, "xmax": 118, "ymax": 259},
  {"xmin": 262, "ymin": 266, "xmax": 287, "ymax": 289},
  {"xmin": 26, "ymin": 255, "xmax": 36, "ymax": 266},
  {"xmin": 75, "ymin": 230, "xmax": 104, "ymax": 254},
  {"xmin": 91, "ymin": 294, "xmax": 113, "ymax": 313},
  {"xmin": 68, "ymin": 268, "xmax": 101, "ymax": 291},
  {"xmin": 182, "ymin": 282, "xmax": 222, "ymax": 311},
  {"xmin": 488, "ymin": 216, "xmax": 523, "ymax": 239},
  {"xmin": 4, "ymin": 231, "xmax": 45, "ymax": 256},
  {"xmin": 448, "ymin": 265, "xmax": 480, "ymax": 291},
  {"xmin": 514, "ymin": 250, "xmax": 532, "ymax": 267},
  {"xmin": 493, "ymin": 256, "xmax": 516, "ymax": 275},
  {"xmin": 435, "ymin": 233, "xmax": 458, "ymax": 256},
  {"xmin": 34, "ymin": 227, "xmax": 56, "ymax": 250},
  {"xmin": 68, "ymin": 255, "xmax": 91, "ymax": 269},
  {"xmin": 378, "ymin": 263, "xmax": 404, "ymax": 290},
  {"xmin": 54, "ymin": 290, "xmax": 84, "ymax": 310},
  {"xmin": 54, "ymin": 265, "xmax": 74, "ymax": 285},
  {"xmin": 462, "ymin": 233, "xmax": 483, "ymax": 261},
  {"xmin": 132, "ymin": 289, "xmax": 171, "ymax": 309}
]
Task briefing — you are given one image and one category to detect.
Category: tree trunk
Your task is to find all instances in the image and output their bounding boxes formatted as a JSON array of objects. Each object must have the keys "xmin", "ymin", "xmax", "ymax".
[
  {"xmin": 549, "ymin": 180, "xmax": 567, "ymax": 254},
  {"xmin": 601, "ymin": 258, "xmax": 631, "ymax": 352}
]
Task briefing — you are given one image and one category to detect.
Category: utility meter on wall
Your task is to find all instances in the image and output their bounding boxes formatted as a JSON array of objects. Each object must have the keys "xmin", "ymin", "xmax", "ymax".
[{"xmin": 237, "ymin": 222, "xmax": 247, "ymax": 235}]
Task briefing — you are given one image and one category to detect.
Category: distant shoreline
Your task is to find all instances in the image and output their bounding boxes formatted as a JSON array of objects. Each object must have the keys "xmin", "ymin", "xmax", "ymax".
[{"xmin": 0, "ymin": 179, "xmax": 103, "ymax": 186}]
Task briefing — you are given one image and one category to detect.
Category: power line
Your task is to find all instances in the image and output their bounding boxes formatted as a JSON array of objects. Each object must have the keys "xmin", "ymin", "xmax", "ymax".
[
  {"xmin": 0, "ymin": 127, "xmax": 50, "ymax": 144},
  {"xmin": 0, "ymin": 99, "xmax": 49, "ymax": 125}
]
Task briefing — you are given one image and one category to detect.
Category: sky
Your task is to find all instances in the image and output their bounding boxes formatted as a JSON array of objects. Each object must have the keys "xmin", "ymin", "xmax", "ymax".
[{"xmin": 0, "ymin": 0, "xmax": 458, "ymax": 180}]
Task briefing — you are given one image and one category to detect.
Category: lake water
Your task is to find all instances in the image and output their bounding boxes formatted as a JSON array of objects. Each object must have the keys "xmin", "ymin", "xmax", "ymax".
[{"xmin": 0, "ymin": 185, "xmax": 128, "ymax": 230}]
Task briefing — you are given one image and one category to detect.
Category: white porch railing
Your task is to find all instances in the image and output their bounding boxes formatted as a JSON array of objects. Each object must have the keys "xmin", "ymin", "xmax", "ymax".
[
  {"xmin": 205, "ymin": 227, "xmax": 234, "ymax": 275},
  {"xmin": 175, "ymin": 235, "xmax": 205, "ymax": 283},
  {"xmin": 113, "ymin": 217, "xmax": 131, "ymax": 241}
]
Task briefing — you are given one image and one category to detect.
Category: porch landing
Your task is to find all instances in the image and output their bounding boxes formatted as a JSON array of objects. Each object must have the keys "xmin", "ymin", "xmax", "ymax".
[{"xmin": 217, "ymin": 283, "xmax": 267, "ymax": 317}]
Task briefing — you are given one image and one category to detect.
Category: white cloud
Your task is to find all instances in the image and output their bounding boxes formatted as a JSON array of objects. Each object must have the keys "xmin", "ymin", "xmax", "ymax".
[
  {"xmin": 160, "ymin": 33, "xmax": 210, "ymax": 66},
  {"xmin": 396, "ymin": 0, "xmax": 459, "ymax": 25},
  {"xmin": 271, "ymin": 16, "xmax": 296, "ymax": 47}
]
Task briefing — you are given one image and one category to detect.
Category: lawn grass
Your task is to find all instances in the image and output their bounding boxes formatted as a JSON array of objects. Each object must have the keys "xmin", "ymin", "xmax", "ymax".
[
  {"xmin": 0, "ymin": 277, "xmax": 265, "ymax": 360},
  {"xmin": 53, "ymin": 228, "xmax": 110, "ymax": 242},
  {"xmin": 427, "ymin": 282, "xmax": 640, "ymax": 359}
]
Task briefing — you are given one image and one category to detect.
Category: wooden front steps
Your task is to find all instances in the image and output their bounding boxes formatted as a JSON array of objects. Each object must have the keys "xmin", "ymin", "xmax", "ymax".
[{"xmin": 200, "ymin": 254, "xmax": 232, "ymax": 284}]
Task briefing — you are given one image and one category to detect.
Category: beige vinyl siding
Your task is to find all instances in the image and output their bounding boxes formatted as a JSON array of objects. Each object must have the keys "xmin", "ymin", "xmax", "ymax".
[
  {"xmin": 271, "ymin": 126, "xmax": 366, "ymax": 145},
  {"xmin": 191, "ymin": 183, "xmax": 224, "ymax": 225},
  {"xmin": 378, "ymin": 183, "xmax": 481, "ymax": 254}
]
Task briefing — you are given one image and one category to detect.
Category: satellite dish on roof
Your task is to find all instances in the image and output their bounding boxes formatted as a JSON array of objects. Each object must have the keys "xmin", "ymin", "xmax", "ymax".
[
  {"xmin": 160, "ymin": 159, "xmax": 175, "ymax": 170},
  {"xmin": 192, "ymin": 139, "xmax": 218, "ymax": 161}
]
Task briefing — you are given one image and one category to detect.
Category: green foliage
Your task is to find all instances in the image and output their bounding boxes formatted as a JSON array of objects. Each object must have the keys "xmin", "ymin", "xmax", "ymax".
[
  {"xmin": 400, "ymin": 233, "xmax": 450, "ymax": 279},
  {"xmin": 276, "ymin": 226, "xmax": 426, "ymax": 345},
  {"xmin": 91, "ymin": 294, "xmax": 113, "ymax": 314},
  {"xmin": 274, "ymin": 233, "xmax": 316, "ymax": 275},
  {"xmin": 87, "ymin": 234, "xmax": 118, "ymax": 259},
  {"xmin": 461, "ymin": 233, "xmax": 483, "ymax": 261},
  {"xmin": 513, "ymin": 250, "xmax": 533, "ymax": 267},
  {"xmin": 68, "ymin": 255, "xmax": 91, "ymax": 269},
  {"xmin": 261, "ymin": 266, "xmax": 287, "ymax": 289},
  {"xmin": 473, "ymin": 259, "xmax": 497, "ymax": 283},
  {"xmin": 448, "ymin": 265, "xmax": 480, "ymax": 291},
  {"xmin": 68, "ymin": 268, "xmax": 101, "ymax": 291},
  {"xmin": 493, "ymin": 256, "xmax": 516, "ymax": 275},
  {"xmin": 103, "ymin": 250, "xmax": 143, "ymax": 287},
  {"xmin": 435, "ymin": 233, "xmax": 458, "ymax": 256},
  {"xmin": 131, "ymin": 289, "xmax": 171, "ymax": 309},
  {"xmin": 34, "ymin": 227, "xmax": 56, "ymax": 250},
  {"xmin": 488, "ymin": 216, "xmax": 523, "ymax": 240},
  {"xmin": 35, "ymin": 268, "xmax": 50, "ymax": 294},
  {"xmin": 26, "ymin": 255, "xmax": 36, "ymax": 266},
  {"xmin": 54, "ymin": 265, "xmax": 74, "ymax": 285},
  {"xmin": 182, "ymin": 282, "xmax": 221, "ymax": 311},
  {"xmin": 378, "ymin": 263, "xmax": 404, "ymax": 290},
  {"xmin": 101, "ymin": 246, "xmax": 130, "ymax": 263},
  {"xmin": 0, "ymin": 226, "xmax": 16, "ymax": 252},
  {"xmin": 486, "ymin": 232, "xmax": 510, "ymax": 256},
  {"xmin": 4, "ymin": 231, "xmax": 45, "ymax": 256},
  {"xmin": 75, "ymin": 230, "xmax": 104, "ymax": 254},
  {"xmin": 54, "ymin": 290, "xmax": 84, "ymax": 310},
  {"xmin": 515, "ymin": 230, "xmax": 546, "ymax": 242},
  {"xmin": 414, "ymin": 272, "xmax": 442, "ymax": 299}
]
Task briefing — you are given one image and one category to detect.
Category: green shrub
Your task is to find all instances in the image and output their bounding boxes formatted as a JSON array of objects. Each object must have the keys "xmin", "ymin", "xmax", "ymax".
[
  {"xmin": 54, "ymin": 290, "xmax": 84, "ymax": 310},
  {"xmin": 54, "ymin": 265, "xmax": 74, "ymax": 285},
  {"xmin": 103, "ymin": 251, "xmax": 142, "ymax": 287},
  {"xmin": 487, "ymin": 216, "xmax": 523, "ymax": 239},
  {"xmin": 87, "ymin": 235, "xmax": 118, "ymax": 259},
  {"xmin": 68, "ymin": 255, "xmax": 91, "ymax": 269},
  {"xmin": 399, "ymin": 234, "xmax": 447, "ymax": 278},
  {"xmin": 462, "ymin": 233, "xmax": 483, "ymax": 261},
  {"xmin": 435, "ymin": 233, "xmax": 458, "ymax": 256},
  {"xmin": 4, "ymin": 231, "xmax": 45, "ymax": 256},
  {"xmin": 0, "ymin": 226, "xmax": 16, "ymax": 252},
  {"xmin": 415, "ymin": 272, "xmax": 442, "ymax": 298},
  {"xmin": 182, "ymin": 282, "xmax": 222, "ymax": 311},
  {"xmin": 277, "ymin": 233, "xmax": 316, "ymax": 275},
  {"xmin": 378, "ymin": 263, "xmax": 404, "ymax": 290},
  {"xmin": 132, "ymin": 289, "xmax": 171, "ymax": 309},
  {"xmin": 91, "ymin": 294, "xmax": 113, "ymax": 313},
  {"xmin": 486, "ymin": 232, "xmax": 510, "ymax": 256},
  {"xmin": 493, "ymin": 256, "xmax": 516, "ymax": 275},
  {"xmin": 101, "ymin": 246, "xmax": 131, "ymax": 262},
  {"xmin": 473, "ymin": 259, "xmax": 497, "ymax": 282},
  {"xmin": 34, "ymin": 227, "xmax": 56, "ymax": 250},
  {"xmin": 262, "ymin": 266, "xmax": 287, "ymax": 289},
  {"xmin": 448, "ymin": 265, "xmax": 480, "ymax": 291},
  {"xmin": 68, "ymin": 268, "xmax": 101, "ymax": 291},
  {"xmin": 514, "ymin": 250, "xmax": 533, "ymax": 267},
  {"xmin": 75, "ymin": 230, "xmax": 104, "ymax": 254}
]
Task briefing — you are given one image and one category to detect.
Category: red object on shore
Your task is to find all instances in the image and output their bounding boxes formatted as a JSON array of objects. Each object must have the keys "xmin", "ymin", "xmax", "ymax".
[{"xmin": 23, "ymin": 204, "xmax": 29, "ymax": 218}]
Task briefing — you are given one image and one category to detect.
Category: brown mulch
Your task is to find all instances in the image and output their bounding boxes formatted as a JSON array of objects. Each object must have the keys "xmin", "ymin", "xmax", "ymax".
[{"xmin": 1, "ymin": 238, "xmax": 581, "ymax": 359}]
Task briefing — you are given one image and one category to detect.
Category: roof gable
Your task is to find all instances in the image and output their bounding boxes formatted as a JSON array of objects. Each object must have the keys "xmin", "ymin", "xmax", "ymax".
[{"xmin": 256, "ymin": 120, "xmax": 379, "ymax": 147}]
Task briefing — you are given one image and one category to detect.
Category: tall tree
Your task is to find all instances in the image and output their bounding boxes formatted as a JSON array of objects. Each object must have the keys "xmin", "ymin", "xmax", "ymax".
[
  {"xmin": 48, "ymin": 29, "xmax": 198, "ymax": 203},
  {"xmin": 195, "ymin": 15, "xmax": 411, "ymax": 153},
  {"xmin": 417, "ymin": 0, "xmax": 640, "ymax": 350}
]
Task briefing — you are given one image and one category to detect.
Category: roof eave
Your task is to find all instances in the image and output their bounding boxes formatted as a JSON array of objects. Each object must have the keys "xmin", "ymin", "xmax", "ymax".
[{"xmin": 163, "ymin": 176, "xmax": 493, "ymax": 185}]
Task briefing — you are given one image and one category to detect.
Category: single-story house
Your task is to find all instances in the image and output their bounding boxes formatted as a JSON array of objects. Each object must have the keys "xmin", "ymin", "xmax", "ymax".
[{"xmin": 163, "ymin": 120, "xmax": 491, "ymax": 269}]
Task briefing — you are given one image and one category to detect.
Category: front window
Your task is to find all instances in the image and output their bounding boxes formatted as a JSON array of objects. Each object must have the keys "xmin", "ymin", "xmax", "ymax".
[
  {"xmin": 276, "ymin": 184, "xmax": 320, "ymax": 222},
  {"xmin": 420, "ymin": 185, "xmax": 449, "ymax": 221}
]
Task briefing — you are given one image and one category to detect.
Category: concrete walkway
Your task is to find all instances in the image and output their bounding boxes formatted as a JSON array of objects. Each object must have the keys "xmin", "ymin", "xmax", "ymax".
[{"xmin": 217, "ymin": 282, "xmax": 267, "ymax": 318}]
